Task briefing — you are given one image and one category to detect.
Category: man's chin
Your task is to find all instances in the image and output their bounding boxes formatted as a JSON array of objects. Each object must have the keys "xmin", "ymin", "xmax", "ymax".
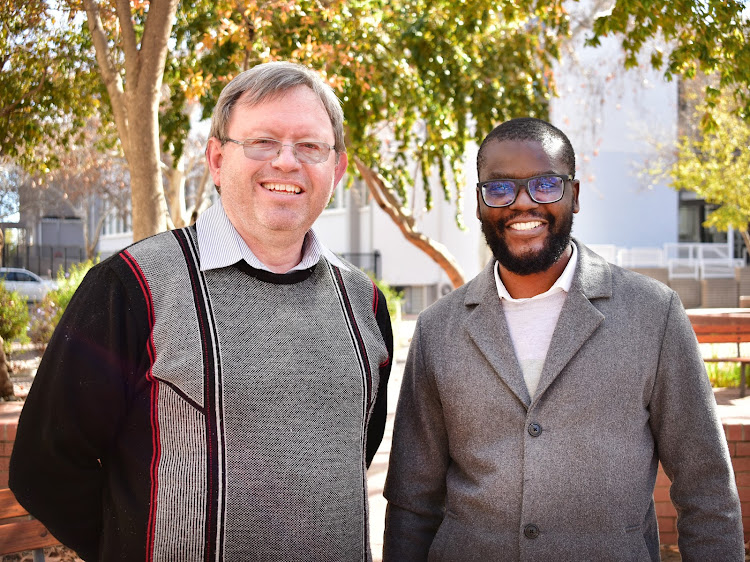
[
  {"xmin": 492, "ymin": 239, "xmax": 570, "ymax": 276},
  {"xmin": 496, "ymin": 254, "xmax": 552, "ymax": 276}
]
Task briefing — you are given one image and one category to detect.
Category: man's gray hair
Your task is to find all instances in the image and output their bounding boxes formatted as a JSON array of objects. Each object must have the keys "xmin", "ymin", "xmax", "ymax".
[{"xmin": 209, "ymin": 61, "xmax": 346, "ymax": 153}]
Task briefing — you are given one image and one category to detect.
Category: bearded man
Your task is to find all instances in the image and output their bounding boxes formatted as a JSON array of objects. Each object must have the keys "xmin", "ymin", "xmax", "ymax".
[{"xmin": 381, "ymin": 117, "xmax": 743, "ymax": 561}]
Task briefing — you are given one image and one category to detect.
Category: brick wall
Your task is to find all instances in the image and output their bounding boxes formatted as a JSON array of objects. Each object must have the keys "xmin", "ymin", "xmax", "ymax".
[
  {"xmin": 655, "ymin": 422, "xmax": 750, "ymax": 545},
  {"xmin": 0, "ymin": 417, "xmax": 17, "ymax": 488}
]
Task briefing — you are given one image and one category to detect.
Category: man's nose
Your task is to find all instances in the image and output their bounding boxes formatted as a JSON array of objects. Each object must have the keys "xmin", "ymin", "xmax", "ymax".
[
  {"xmin": 510, "ymin": 185, "xmax": 539, "ymax": 209},
  {"xmin": 271, "ymin": 144, "xmax": 301, "ymax": 170}
]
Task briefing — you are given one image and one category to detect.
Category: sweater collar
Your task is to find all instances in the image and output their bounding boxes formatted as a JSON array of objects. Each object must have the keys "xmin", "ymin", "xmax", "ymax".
[{"xmin": 195, "ymin": 199, "xmax": 349, "ymax": 273}]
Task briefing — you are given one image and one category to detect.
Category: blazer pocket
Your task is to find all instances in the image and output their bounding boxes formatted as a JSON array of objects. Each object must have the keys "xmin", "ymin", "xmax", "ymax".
[{"xmin": 625, "ymin": 524, "xmax": 651, "ymax": 562}]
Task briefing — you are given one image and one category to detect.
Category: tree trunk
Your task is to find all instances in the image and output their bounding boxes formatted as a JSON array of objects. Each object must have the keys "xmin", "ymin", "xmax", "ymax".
[
  {"xmin": 741, "ymin": 228, "xmax": 750, "ymax": 261},
  {"xmin": 82, "ymin": 0, "xmax": 179, "ymax": 242},
  {"xmin": 354, "ymin": 156, "xmax": 466, "ymax": 289},
  {"xmin": 125, "ymin": 99, "xmax": 171, "ymax": 241},
  {"xmin": 164, "ymin": 157, "xmax": 188, "ymax": 229},
  {"xmin": 0, "ymin": 337, "xmax": 14, "ymax": 400}
]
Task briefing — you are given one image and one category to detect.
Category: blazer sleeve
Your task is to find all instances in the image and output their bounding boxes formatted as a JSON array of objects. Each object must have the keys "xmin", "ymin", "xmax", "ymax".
[
  {"xmin": 366, "ymin": 286, "xmax": 394, "ymax": 467},
  {"xmin": 383, "ymin": 318, "xmax": 449, "ymax": 561},
  {"xmin": 648, "ymin": 292, "xmax": 744, "ymax": 561},
  {"xmin": 9, "ymin": 259, "xmax": 150, "ymax": 561}
]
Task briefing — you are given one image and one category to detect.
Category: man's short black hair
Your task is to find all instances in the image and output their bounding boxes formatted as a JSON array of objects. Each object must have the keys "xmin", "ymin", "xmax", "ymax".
[{"xmin": 477, "ymin": 117, "xmax": 576, "ymax": 178}]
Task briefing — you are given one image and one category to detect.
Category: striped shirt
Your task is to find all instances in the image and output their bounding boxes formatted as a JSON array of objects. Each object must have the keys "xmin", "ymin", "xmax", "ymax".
[{"xmin": 196, "ymin": 199, "xmax": 349, "ymax": 273}]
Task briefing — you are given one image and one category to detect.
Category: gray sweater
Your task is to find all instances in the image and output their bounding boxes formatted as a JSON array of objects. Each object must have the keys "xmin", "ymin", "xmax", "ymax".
[{"xmin": 11, "ymin": 226, "xmax": 393, "ymax": 561}]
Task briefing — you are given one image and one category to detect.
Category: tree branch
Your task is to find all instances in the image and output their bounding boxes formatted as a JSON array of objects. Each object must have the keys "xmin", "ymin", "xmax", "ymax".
[
  {"xmin": 82, "ymin": 0, "xmax": 129, "ymax": 151},
  {"xmin": 354, "ymin": 156, "xmax": 466, "ymax": 288},
  {"xmin": 0, "ymin": 71, "xmax": 47, "ymax": 118},
  {"xmin": 136, "ymin": 0, "xmax": 180, "ymax": 98},
  {"xmin": 116, "ymin": 0, "xmax": 140, "ymax": 91}
]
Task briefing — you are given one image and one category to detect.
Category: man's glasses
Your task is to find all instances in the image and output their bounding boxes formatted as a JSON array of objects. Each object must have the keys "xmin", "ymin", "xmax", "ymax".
[
  {"xmin": 477, "ymin": 174, "xmax": 573, "ymax": 208},
  {"xmin": 223, "ymin": 137, "xmax": 336, "ymax": 164}
]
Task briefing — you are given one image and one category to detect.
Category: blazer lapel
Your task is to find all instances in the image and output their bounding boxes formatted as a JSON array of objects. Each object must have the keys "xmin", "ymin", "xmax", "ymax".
[
  {"xmin": 465, "ymin": 261, "xmax": 532, "ymax": 408},
  {"xmin": 533, "ymin": 241, "xmax": 611, "ymax": 401}
]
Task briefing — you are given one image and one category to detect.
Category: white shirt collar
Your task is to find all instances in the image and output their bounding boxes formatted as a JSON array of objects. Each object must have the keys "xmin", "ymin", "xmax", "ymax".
[
  {"xmin": 493, "ymin": 241, "xmax": 578, "ymax": 302},
  {"xmin": 195, "ymin": 199, "xmax": 349, "ymax": 273}
]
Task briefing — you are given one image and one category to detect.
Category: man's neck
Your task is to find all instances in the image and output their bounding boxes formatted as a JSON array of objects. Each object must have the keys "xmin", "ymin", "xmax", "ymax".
[
  {"xmin": 243, "ymin": 230, "xmax": 306, "ymax": 274},
  {"xmin": 498, "ymin": 244, "xmax": 573, "ymax": 299}
]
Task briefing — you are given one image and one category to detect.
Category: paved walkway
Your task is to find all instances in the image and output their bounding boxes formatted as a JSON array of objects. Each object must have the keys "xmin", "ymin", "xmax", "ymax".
[{"xmin": 367, "ymin": 319, "xmax": 412, "ymax": 561}]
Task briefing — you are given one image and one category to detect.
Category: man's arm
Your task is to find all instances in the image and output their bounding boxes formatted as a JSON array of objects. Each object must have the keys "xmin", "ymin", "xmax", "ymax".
[
  {"xmin": 366, "ymin": 286, "xmax": 394, "ymax": 467},
  {"xmin": 383, "ymin": 319, "xmax": 449, "ymax": 561},
  {"xmin": 9, "ymin": 260, "xmax": 148, "ymax": 561},
  {"xmin": 649, "ymin": 292, "xmax": 744, "ymax": 561}
]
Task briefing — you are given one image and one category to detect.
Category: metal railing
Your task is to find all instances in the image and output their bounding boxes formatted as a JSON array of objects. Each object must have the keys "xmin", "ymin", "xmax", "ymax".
[
  {"xmin": 338, "ymin": 250, "xmax": 381, "ymax": 279},
  {"xmin": 1, "ymin": 244, "xmax": 86, "ymax": 277}
]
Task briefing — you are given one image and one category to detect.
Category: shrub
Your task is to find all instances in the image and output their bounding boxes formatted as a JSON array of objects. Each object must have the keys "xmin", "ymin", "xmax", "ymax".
[
  {"xmin": 29, "ymin": 259, "xmax": 98, "ymax": 347},
  {"xmin": 0, "ymin": 282, "xmax": 30, "ymax": 353},
  {"xmin": 370, "ymin": 275, "xmax": 403, "ymax": 325},
  {"xmin": 28, "ymin": 298, "xmax": 57, "ymax": 346}
]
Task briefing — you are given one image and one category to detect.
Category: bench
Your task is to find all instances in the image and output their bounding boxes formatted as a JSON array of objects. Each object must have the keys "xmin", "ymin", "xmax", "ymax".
[
  {"xmin": 0, "ymin": 488, "xmax": 59, "ymax": 561},
  {"xmin": 688, "ymin": 310, "xmax": 750, "ymax": 398}
]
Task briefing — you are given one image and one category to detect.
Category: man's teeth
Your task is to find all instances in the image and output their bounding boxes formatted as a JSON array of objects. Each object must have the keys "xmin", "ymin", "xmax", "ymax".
[
  {"xmin": 509, "ymin": 221, "xmax": 543, "ymax": 231},
  {"xmin": 263, "ymin": 183, "xmax": 301, "ymax": 194}
]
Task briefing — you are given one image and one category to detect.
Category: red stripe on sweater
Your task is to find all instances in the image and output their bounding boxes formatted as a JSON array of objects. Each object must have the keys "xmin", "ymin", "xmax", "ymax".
[{"xmin": 121, "ymin": 251, "xmax": 161, "ymax": 562}]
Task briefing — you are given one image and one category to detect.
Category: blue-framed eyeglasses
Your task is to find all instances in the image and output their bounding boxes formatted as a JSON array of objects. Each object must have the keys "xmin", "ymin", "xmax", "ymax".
[
  {"xmin": 477, "ymin": 174, "xmax": 573, "ymax": 208},
  {"xmin": 223, "ymin": 137, "xmax": 336, "ymax": 164}
]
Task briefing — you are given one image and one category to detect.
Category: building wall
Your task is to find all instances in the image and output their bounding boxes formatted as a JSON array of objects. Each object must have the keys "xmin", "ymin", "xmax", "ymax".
[
  {"xmin": 549, "ymin": 12, "xmax": 680, "ymax": 250},
  {"xmin": 314, "ymin": 163, "xmax": 486, "ymax": 291}
]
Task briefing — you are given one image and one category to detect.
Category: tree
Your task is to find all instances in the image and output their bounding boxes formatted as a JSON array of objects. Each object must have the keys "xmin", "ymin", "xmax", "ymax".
[
  {"xmin": 37, "ymin": 121, "xmax": 131, "ymax": 258},
  {"xmin": 666, "ymin": 94, "xmax": 750, "ymax": 255},
  {"xmin": 8, "ymin": 0, "xmax": 750, "ymax": 286},
  {"xmin": 587, "ymin": 0, "xmax": 750, "ymax": 131},
  {"xmin": 0, "ymin": 0, "xmax": 102, "ymax": 172},
  {"xmin": 161, "ymin": 121, "xmax": 213, "ymax": 229},
  {"xmin": 80, "ymin": 0, "xmax": 179, "ymax": 241},
  {"xmin": 166, "ymin": 0, "xmax": 570, "ymax": 287}
]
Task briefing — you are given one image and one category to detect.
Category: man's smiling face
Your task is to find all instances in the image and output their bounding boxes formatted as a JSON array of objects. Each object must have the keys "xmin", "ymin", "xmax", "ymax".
[
  {"xmin": 206, "ymin": 84, "xmax": 347, "ymax": 247},
  {"xmin": 477, "ymin": 139, "xmax": 579, "ymax": 275}
]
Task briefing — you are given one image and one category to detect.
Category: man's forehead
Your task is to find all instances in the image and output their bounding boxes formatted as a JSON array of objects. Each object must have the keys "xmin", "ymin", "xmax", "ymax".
[{"xmin": 480, "ymin": 138, "xmax": 562, "ymax": 176}]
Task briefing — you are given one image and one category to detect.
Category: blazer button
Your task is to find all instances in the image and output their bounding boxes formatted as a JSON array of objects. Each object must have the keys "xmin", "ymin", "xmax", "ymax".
[
  {"xmin": 524, "ymin": 524, "xmax": 540, "ymax": 539},
  {"xmin": 528, "ymin": 423, "xmax": 542, "ymax": 437}
]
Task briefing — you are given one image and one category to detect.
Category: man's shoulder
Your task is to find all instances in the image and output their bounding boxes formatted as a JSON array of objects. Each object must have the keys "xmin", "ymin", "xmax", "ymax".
[
  {"xmin": 607, "ymin": 261, "xmax": 675, "ymax": 301},
  {"xmin": 417, "ymin": 276, "xmax": 477, "ymax": 325},
  {"xmin": 576, "ymin": 241, "xmax": 675, "ymax": 304},
  {"xmin": 118, "ymin": 228, "xmax": 194, "ymax": 264}
]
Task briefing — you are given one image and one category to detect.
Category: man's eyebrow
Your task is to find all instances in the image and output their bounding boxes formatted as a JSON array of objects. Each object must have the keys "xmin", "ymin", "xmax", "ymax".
[{"xmin": 481, "ymin": 169, "xmax": 557, "ymax": 179}]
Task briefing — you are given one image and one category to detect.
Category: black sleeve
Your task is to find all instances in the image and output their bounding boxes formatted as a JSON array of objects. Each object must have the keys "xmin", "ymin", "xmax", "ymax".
[
  {"xmin": 9, "ymin": 257, "xmax": 150, "ymax": 561},
  {"xmin": 366, "ymin": 286, "xmax": 393, "ymax": 467}
]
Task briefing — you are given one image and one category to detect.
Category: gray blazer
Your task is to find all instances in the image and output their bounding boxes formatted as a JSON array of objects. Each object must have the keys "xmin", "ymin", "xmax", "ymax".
[{"xmin": 383, "ymin": 241, "xmax": 743, "ymax": 561}]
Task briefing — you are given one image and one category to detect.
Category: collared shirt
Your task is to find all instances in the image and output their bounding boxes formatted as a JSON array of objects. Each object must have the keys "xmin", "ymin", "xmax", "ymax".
[
  {"xmin": 195, "ymin": 199, "xmax": 349, "ymax": 273},
  {"xmin": 492, "ymin": 242, "xmax": 578, "ymax": 398},
  {"xmin": 493, "ymin": 242, "xmax": 578, "ymax": 302}
]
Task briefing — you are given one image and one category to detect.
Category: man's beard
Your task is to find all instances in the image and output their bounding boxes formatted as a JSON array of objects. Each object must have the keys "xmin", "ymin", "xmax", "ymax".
[{"xmin": 481, "ymin": 208, "xmax": 574, "ymax": 275}]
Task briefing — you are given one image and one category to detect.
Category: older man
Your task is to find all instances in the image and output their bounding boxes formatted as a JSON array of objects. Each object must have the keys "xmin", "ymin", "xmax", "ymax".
[
  {"xmin": 11, "ymin": 62, "xmax": 392, "ymax": 562},
  {"xmin": 383, "ymin": 117, "xmax": 742, "ymax": 561}
]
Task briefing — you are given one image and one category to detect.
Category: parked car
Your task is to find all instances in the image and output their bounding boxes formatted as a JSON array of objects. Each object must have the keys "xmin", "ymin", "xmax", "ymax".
[{"xmin": 0, "ymin": 267, "xmax": 57, "ymax": 302}]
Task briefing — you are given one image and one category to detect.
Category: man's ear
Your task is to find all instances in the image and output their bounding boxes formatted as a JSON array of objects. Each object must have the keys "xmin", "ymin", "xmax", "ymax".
[
  {"xmin": 206, "ymin": 137, "xmax": 224, "ymax": 188},
  {"xmin": 476, "ymin": 189, "xmax": 482, "ymax": 220},
  {"xmin": 334, "ymin": 151, "xmax": 348, "ymax": 185},
  {"xmin": 571, "ymin": 179, "xmax": 580, "ymax": 214}
]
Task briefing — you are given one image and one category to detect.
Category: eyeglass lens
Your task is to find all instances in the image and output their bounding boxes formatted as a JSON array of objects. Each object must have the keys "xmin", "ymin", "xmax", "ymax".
[
  {"xmin": 242, "ymin": 138, "xmax": 331, "ymax": 164},
  {"xmin": 481, "ymin": 175, "xmax": 565, "ymax": 207}
]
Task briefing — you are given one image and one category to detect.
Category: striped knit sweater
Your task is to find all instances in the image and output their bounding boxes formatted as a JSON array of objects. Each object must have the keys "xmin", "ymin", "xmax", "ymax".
[{"xmin": 10, "ymin": 226, "xmax": 393, "ymax": 561}]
